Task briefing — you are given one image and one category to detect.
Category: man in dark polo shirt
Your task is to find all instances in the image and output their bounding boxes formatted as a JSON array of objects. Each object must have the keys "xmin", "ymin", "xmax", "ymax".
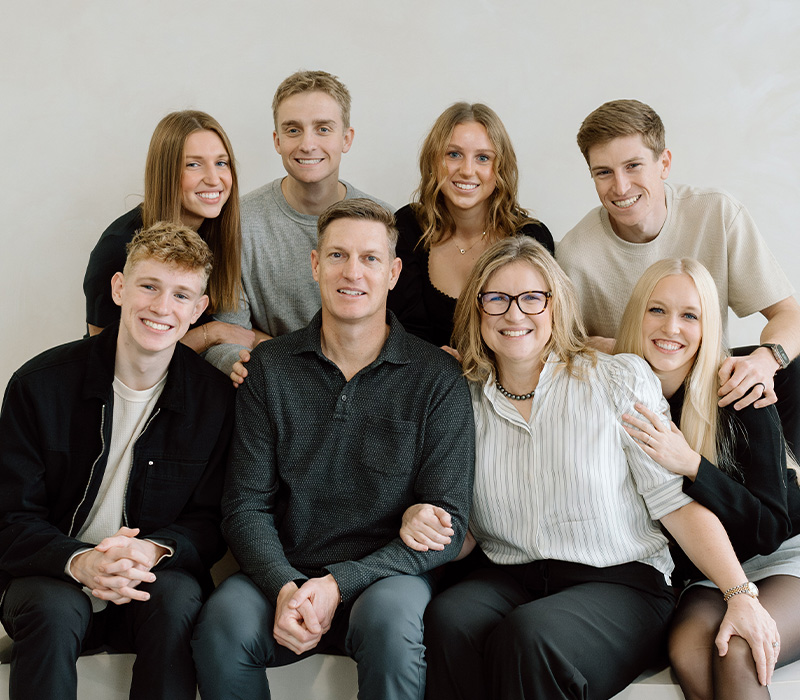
[{"xmin": 191, "ymin": 198, "xmax": 474, "ymax": 700}]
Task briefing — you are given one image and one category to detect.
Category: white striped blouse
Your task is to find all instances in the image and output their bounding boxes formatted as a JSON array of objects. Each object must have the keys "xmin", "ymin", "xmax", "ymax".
[{"xmin": 469, "ymin": 351, "xmax": 693, "ymax": 581}]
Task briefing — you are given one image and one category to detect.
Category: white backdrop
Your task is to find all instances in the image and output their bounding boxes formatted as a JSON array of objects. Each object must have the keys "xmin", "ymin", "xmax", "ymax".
[{"xmin": 2, "ymin": 0, "xmax": 798, "ymax": 385}]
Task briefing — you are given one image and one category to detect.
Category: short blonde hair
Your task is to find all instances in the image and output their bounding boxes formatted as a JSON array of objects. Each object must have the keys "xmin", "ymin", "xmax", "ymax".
[
  {"xmin": 577, "ymin": 99, "xmax": 665, "ymax": 164},
  {"xmin": 272, "ymin": 70, "xmax": 352, "ymax": 128},
  {"xmin": 316, "ymin": 198, "xmax": 398, "ymax": 258},
  {"xmin": 124, "ymin": 221, "xmax": 213, "ymax": 291},
  {"xmin": 452, "ymin": 237, "xmax": 593, "ymax": 384}
]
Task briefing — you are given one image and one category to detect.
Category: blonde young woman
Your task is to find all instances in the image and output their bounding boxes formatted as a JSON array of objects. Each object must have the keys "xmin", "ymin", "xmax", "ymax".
[
  {"xmin": 615, "ymin": 258, "xmax": 800, "ymax": 700},
  {"xmin": 83, "ymin": 110, "xmax": 259, "ymax": 353},
  {"xmin": 404, "ymin": 237, "xmax": 777, "ymax": 700},
  {"xmin": 387, "ymin": 102, "xmax": 553, "ymax": 348}
]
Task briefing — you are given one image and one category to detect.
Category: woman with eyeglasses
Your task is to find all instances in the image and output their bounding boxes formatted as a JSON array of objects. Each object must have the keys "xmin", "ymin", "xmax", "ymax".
[{"xmin": 402, "ymin": 237, "xmax": 778, "ymax": 700}]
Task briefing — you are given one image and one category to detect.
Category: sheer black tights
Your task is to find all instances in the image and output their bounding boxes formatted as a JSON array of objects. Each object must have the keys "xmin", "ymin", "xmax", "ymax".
[{"xmin": 668, "ymin": 575, "xmax": 800, "ymax": 700}]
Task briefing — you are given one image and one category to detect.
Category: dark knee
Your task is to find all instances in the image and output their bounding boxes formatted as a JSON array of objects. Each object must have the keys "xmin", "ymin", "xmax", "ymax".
[{"xmin": 713, "ymin": 635, "xmax": 761, "ymax": 684}]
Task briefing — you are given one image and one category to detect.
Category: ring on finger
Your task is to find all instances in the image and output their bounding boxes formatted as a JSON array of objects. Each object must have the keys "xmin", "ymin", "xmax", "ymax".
[
  {"xmin": 646, "ymin": 434, "xmax": 652, "ymax": 446},
  {"xmin": 773, "ymin": 641, "xmax": 780, "ymax": 649},
  {"xmin": 753, "ymin": 382, "xmax": 766, "ymax": 398}
]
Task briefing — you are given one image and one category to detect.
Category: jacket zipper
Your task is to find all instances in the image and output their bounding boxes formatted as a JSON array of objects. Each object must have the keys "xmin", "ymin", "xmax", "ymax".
[{"xmin": 69, "ymin": 404, "xmax": 107, "ymax": 537}]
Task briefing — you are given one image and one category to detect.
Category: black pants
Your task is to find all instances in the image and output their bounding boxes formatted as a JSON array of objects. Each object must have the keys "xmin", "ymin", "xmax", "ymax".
[
  {"xmin": 424, "ymin": 559, "xmax": 676, "ymax": 700},
  {"xmin": 733, "ymin": 346, "xmax": 800, "ymax": 454},
  {"xmin": 1, "ymin": 570, "xmax": 202, "ymax": 700}
]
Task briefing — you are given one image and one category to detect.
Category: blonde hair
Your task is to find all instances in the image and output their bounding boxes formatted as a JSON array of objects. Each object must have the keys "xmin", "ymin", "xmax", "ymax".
[
  {"xmin": 124, "ymin": 221, "xmax": 213, "ymax": 291},
  {"xmin": 413, "ymin": 102, "xmax": 536, "ymax": 251},
  {"xmin": 272, "ymin": 70, "xmax": 352, "ymax": 128},
  {"xmin": 142, "ymin": 110, "xmax": 241, "ymax": 313},
  {"xmin": 317, "ymin": 198, "xmax": 398, "ymax": 257},
  {"xmin": 616, "ymin": 259, "xmax": 726, "ymax": 467},
  {"xmin": 452, "ymin": 237, "xmax": 594, "ymax": 384},
  {"xmin": 577, "ymin": 99, "xmax": 665, "ymax": 165},
  {"xmin": 617, "ymin": 259, "xmax": 799, "ymax": 480}
]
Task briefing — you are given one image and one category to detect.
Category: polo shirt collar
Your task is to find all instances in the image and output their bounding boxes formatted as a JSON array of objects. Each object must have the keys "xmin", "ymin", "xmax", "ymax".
[{"xmin": 293, "ymin": 310, "xmax": 412, "ymax": 368}]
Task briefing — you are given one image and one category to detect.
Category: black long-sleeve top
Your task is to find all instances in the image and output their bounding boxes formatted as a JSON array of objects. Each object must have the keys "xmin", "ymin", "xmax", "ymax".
[
  {"xmin": 669, "ymin": 384, "xmax": 800, "ymax": 584},
  {"xmin": 387, "ymin": 204, "xmax": 555, "ymax": 347}
]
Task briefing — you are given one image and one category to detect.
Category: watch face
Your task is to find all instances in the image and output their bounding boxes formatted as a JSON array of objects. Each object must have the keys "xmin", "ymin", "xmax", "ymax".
[{"xmin": 747, "ymin": 582, "xmax": 759, "ymax": 597}]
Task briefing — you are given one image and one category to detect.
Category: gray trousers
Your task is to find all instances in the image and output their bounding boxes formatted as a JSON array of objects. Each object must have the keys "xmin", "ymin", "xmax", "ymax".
[{"xmin": 192, "ymin": 571, "xmax": 432, "ymax": 700}]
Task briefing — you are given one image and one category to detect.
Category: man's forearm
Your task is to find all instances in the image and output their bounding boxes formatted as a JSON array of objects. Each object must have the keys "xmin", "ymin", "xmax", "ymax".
[{"xmin": 759, "ymin": 298, "xmax": 800, "ymax": 361}]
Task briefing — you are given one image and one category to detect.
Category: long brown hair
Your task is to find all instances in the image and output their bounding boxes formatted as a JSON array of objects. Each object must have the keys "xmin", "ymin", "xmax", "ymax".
[
  {"xmin": 143, "ymin": 110, "xmax": 241, "ymax": 313},
  {"xmin": 413, "ymin": 103, "xmax": 536, "ymax": 251}
]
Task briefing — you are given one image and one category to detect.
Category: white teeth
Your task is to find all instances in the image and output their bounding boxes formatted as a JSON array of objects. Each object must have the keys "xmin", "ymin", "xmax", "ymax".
[
  {"xmin": 143, "ymin": 319, "xmax": 170, "ymax": 331},
  {"xmin": 197, "ymin": 192, "xmax": 220, "ymax": 200},
  {"xmin": 654, "ymin": 340, "xmax": 682, "ymax": 351},
  {"xmin": 298, "ymin": 158, "xmax": 323, "ymax": 164},
  {"xmin": 614, "ymin": 195, "xmax": 640, "ymax": 209},
  {"xmin": 338, "ymin": 289, "xmax": 364, "ymax": 296},
  {"xmin": 500, "ymin": 330, "xmax": 530, "ymax": 337},
  {"xmin": 454, "ymin": 182, "xmax": 478, "ymax": 190}
]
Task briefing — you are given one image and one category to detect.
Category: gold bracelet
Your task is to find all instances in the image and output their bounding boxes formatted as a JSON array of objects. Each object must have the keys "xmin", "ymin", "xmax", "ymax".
[
  {"xmin": 202, "ymin": 324, "xmax": 209, "ymax": 352},
  {"xmin": 722, "ymin": 581, "xmax": 759, "ymax": 602}
]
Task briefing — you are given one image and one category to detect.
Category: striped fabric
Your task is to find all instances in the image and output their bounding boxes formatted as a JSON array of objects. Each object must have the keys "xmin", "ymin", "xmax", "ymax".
[{"xmin": 469, "ymin": 352, "xmax": 693, "ymax": 581}]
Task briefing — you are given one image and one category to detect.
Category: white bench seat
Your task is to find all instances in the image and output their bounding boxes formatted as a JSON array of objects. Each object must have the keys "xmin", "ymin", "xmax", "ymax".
[{"xmin": 3, "ymin": 638, "xmax": 800, "ymax": 700}]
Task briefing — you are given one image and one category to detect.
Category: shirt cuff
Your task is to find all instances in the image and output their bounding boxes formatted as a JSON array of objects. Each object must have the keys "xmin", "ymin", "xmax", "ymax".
[
  {"xmin": 65, "ymin": 547, "xmax": 94, "ymax": 581},
  {"xmin": 145, "ymin": 538, "xmax": 175, "ymax": 565}
]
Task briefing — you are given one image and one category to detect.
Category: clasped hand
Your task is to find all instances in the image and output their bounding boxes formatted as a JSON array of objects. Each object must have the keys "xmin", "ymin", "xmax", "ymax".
[
  {"xmin": 273, "ymin": 575, "xmax": 341, "ymax": 655},
  {"xmin": 69, "ymin": 526, "xmax": 165, "ymax": 605}
]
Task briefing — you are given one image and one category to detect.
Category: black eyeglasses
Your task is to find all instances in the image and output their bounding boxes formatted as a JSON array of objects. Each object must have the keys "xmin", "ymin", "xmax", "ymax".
[{"xmin": 477, "ymin": 290, "xmax": 551, "ymax": 316}]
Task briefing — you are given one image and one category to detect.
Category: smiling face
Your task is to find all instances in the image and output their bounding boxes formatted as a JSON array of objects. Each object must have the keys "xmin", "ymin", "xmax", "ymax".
[
  {"xmin": 439, "ymin": 121, "xmax": 497, "ymax": 218},
  {"xmin": 641, "ymin": 273, "xmax": 703, "ymax": 387},
  {"xmin": 179, "ymin": 130, "xmax": 232, "ymax": 230},
  {"xmin": 112, "ymin": 258, "xmax": 208, "ymax": 359},
  {"xmin": 480, "ymin": 261, "xmax": 552, "ymax": 373},
  {"xmin": 587, "ymin": 133, "xmax": 671, "ymax": 242},
  {"xmin": 273, "ymin": 91, "xmax": 354, "ymax": 188},
  {"xmin": 311, "ymin": 218, "xmax": 401, "ymax": 329}
]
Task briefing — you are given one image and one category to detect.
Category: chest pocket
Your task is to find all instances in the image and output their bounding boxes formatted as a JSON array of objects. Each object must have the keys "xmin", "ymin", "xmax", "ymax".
[
  {"xmin": 136, "ymin": 458, "xmax": 207, "ymax": 526},
  {"xmin": 359, "ymin": 416, "xmax": 418, "ymax": 477}
]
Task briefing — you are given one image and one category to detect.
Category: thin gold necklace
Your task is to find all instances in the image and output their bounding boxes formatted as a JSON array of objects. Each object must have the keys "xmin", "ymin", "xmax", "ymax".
[{"xmin": 453, "ymin": 231, "xmax": 486, "ymax": 255}]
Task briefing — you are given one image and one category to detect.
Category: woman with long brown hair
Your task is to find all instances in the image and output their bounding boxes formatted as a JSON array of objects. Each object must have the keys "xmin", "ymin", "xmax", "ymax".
[{"xmin": 84, "ymin": 110, "xmax": 255, "ymax": 353}]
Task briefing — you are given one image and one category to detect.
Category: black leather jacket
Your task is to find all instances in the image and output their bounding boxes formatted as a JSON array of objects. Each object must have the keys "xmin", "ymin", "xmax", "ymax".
[{"xmin": 0, "ymin": 324, "xmax": 234, "ymax": 597}]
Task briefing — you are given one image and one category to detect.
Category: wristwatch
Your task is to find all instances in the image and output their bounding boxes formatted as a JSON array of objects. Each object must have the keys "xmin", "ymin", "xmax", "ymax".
[
  {"xmin": 722, "ymin": 581, "xmax": 759, "ymax": 602},
  {"xmin": 759, "ymin": 343, "xmax": 790, "ymax": 370}
]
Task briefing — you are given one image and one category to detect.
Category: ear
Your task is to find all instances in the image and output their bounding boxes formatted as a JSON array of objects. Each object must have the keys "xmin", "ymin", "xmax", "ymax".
[
  {"xmin": 273, "ymin": 130, "xmax": 281, "ymax": 154},
  {"xmin": 659, "ymin": 148, "xmax": 672, "ymax": 180},
  {"xmin": 387, "ymin": 257, "xmax": 402, "ymax": 290},
  {"xmin": 111, "ymin": 271, "xmax": 125, "ymax": 307},
  {"xmin": 191, "ymin": 295, "xmax": 210, "ymax": 324},
  {"xmin": 311, "ymin": 249, "xmax": 320, "ymax": 282},
  {"xmin": 342, "ymin": 126, "xmax": 355, "ymax": 154}
]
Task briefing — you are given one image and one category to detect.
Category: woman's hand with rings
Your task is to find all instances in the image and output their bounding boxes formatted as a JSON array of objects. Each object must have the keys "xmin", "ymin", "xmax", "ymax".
[{"xmin": 622, "ymin": 402, "xmax": 702, "ymax": 479}]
